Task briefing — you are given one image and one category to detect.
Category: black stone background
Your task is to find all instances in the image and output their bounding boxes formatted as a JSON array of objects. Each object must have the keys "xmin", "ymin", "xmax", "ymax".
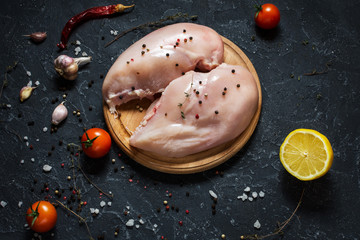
[{"xmin": 0, "ymin": 0, "xmax": 359, "ymax": 239}]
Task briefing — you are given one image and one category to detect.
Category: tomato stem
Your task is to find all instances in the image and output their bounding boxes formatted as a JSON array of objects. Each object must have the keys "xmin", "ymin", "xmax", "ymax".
[
  {"xmin": 254, "ymin": 4, "xmax": 262, "ymax": 18},
  {"xmin": 27, "ymin": 201, "xmax": 41, "ymax": 227},
  {"xmin": 81, "ymin": 131, "xmax": 99, "ymax": 148}
]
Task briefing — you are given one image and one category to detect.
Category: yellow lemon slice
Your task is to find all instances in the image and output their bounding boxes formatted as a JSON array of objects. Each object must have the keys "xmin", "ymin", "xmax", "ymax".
[{"xmin": 279, "ymin": 129, "xmax": 333, "ymax": 181}]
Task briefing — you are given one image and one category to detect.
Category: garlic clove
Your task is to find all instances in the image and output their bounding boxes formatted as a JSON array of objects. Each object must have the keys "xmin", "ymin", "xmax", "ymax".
[
  {"xmin": 20, "ymin": 86, "xmax": 35, "ymax": 102},
  {"xmin": 24, "ymin": 32, "xmax": 47, "ymax": 43},
  {"xmin": 51, "ymin": 102, "xmax": 68, "ymax": 125},
  {"xmin": 54, "ymin": 55, "xmax": 91, "ymax": 80}
]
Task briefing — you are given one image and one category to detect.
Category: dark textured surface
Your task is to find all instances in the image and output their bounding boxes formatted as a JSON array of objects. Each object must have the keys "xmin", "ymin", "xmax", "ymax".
[{"xmin": 0, "ymin": 0, "xmax": 359, "ymax": 239}]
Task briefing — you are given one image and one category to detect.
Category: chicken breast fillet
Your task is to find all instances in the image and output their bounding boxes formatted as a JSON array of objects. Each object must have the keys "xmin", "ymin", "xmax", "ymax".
[
  {"xmin": 102, "ymin": 23, "xmax": 224, "ymax": 115},
  {"xmin": 129, "ymin": 63, "xmax": 259, "ymax": 157}
]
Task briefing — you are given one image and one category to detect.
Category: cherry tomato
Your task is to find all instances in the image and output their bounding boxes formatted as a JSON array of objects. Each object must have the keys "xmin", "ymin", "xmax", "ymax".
[
  {"xmin": 254, "ymin": 3, "xmax": 280, "ymax": 29},
  {"xmin": 81, "ymin": 128, "xmax": 111, "ymax": 158},
  {"xmin": 26, "ymin": 201, "xmax": 57, "ymax": 233}
]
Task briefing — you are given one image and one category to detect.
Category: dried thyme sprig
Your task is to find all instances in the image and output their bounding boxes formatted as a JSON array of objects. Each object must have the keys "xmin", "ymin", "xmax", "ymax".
[
  {"xmin": 0, "ymin": 61, "xmax": 18, "ymax": 100},
  {"xmin": 303, "ymin": 62, "xmax": 332, "ymax": 76},
  {"xmin": 105, "ymin": 12, "xmax": 198, "ymax": 47}
]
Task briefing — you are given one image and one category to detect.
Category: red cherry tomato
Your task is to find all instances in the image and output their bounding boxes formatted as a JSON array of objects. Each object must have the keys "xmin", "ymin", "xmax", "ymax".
[
  {"xmin": 255, "ymin": 3, "xmax": 280, "ymax": 29},
  {"xmin": 81, "ymin": 128, "xmax": 111, "ymax": 158},
  {"xmin": 26, "ymin": 201, "xmax": 57, "ymax": 233}
]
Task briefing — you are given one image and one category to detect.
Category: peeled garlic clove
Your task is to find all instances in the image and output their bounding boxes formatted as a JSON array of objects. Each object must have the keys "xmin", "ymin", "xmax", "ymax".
[
  {"xmin": 20, "ymin": 86, "xmax": 35, "ymax": 102},
  {"xmin": 51, "ymin": 102, "xmax": 68, "ymax": 125},
  {"xmin": 54, "ymin": 55, "xmax": 91, "ymax": 80}
]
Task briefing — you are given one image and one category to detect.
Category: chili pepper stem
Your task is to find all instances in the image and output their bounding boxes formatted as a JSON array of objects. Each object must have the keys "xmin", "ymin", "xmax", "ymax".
[{"xmin": 115, "ymin": 4, "xmax": 135, "ymax": 12}]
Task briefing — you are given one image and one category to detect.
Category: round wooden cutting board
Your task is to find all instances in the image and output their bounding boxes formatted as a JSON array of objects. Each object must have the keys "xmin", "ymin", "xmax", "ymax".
[{"xmin": 103, "ymin": 36, "xmax": 262, "ymax": 174}]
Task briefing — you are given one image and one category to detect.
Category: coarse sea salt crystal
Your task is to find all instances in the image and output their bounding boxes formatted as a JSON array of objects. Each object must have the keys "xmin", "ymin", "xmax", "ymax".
[
  {"xmin": 26, "ymin": 71, "xmax": 31, "ymax": 76},
  {"xmin": 209, "ymin": 190, "xmax": 218, "ymax": 199},
  {"xmin": 1, "ymin": 201, "xmax": 7, "ymax": 207},
  {"xmin": 43, "ymin": 164, "xmax": 52, "ymax": 172},
  {"xmin": 20, "ymin": 159, "xmax": 24, "ymax": 164},
  {"xmin": 252, "ymin": 192, "xmax": 258, "ymax": 198},
  {"xmin": 82, "ymin": 52, "xmax": 88, "ymax": 57},
  {"xmin": 139, "ymin": 219, "xmax": 145, "ymax": 224},
  {"xmin": 244, "ymin": 187, "xmax": 251, "ymax": 192},
  {"xmin": 100, "ymin": 201, "xmax": 106, "ymax": 207},
  {"xmin": 24, "ymin": 136, "xmax": 28, "ymax": 141},
  {"xmin": 107, "ymin": 202, "xmax": 112, "ymax": 207},
  {"xmin": 76, "ymin": 40, "xmax": 81, "ymax": 45},
  {"xmin": 94, "ymin": 208, "xmax": 99, "ymax": 214},
  {"xmin": 126, "ymin": 219, "xmax": 135, "ymax": 227},
  {"xmin": 18, "ymin": 201, "xmax": 23, "ymax": 208},
  {"xmin": 90, "ymin": 208, "xmax": 95, "ymax": 213},
  {"xmin": 248, "ymin": 197, "xmax": 253, "ymax": 202},
  {"xmin": 35, "ymin": 81, "xmax": 40, "ymax": 86},
  {"xmin": 254, "ymin": 220, "xmax": 261, "ymax": 229},
  {"xmin": 31, "ymin": 158, "xmax": 35, "ymax": 162},
  {"xmin": 43, "ymin": 127, "xmax": 48, "ymax": 132},
  {"xmin": 259, "ymin": 191, "xmax": 265, "ymax": 198}
]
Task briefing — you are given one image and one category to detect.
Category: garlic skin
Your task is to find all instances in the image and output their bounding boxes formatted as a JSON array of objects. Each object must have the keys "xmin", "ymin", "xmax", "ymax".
[
  {"xmin": 51, "ymin": 102, "xmax": 68, "ymax": 125},
  {"xmin": 54, "ymin": 55, "xmax": 92, "ymax": 80}
]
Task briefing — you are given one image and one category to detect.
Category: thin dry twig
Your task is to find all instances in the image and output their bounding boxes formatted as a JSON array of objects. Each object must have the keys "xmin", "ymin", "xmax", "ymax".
[
  {"xmin": 241, "ymin": 188, "xmax": 305, "ymax": 240},
  {"xmin": 67, "ymin": 143, "xmax": 114, "ymax": 199},
  {"xmin": 56, "ymin": 200, "xmax": 94, "ymax": 240},
  {"xmin": 105, "ymin": 12, "xmax": 198, "ymax": 47},
  {"xmin": 303, "ymin": 62, "xmax": 331, "ymax": 76}
]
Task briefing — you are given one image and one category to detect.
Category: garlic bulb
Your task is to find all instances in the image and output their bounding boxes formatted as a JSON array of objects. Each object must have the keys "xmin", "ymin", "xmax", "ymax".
[
  {"xmin": 54, "ymin": 55, "xmax": 92, "ymax": 80},
  {"xmin": 51, "ymin": 102, "xmax": 68, "ymax": 125}
]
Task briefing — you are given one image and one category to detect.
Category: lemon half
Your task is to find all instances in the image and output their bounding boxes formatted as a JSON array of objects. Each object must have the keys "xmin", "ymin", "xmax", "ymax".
[{"xmin": 279, "ymin": 129, "xmax": 333, "ymax": 181}]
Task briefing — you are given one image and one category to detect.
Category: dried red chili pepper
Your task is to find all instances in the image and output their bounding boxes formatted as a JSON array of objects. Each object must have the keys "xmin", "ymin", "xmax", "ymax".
[{"xmin": 57, "ymin": 3, "xmax": 134, "ymax": 50}]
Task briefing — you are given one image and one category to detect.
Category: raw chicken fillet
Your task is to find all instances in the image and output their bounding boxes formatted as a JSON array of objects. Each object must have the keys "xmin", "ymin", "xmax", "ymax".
[
  {"xmin": 102, "ymin": 23, "xmax": 224, "ymax": 115},
  {"xmin": 129, "ymin": 63, "xmax": 259, "ymax": 157}
]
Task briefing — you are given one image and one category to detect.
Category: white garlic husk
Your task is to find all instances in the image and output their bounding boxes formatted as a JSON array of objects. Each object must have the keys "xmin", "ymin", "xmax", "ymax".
[
  {"xmin": 51, "ymin": 101, "xmax": 68, "ymax": 125},
  {"xmin": 54, "ymin": 55, "xmax": 92, "ymax": 80}
]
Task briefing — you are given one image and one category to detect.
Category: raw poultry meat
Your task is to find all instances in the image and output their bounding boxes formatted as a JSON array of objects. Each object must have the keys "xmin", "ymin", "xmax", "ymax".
[
  {"xmin": 102, "ymin": 23, "xmax": 224, "ymax": 115},
  {"xmin": 129, "ymin": 63, "xmax": 259, "ymax": 157}
]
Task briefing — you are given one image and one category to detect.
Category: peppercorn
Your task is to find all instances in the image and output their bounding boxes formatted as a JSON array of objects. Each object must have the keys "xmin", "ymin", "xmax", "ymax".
[
  {"xmin": 231, "ymin": 69, "xmax": 235, "ymax": 73},
  {"xmin": 131, "ymin": 86, "xmax": 135, "ymax": 91},
  {"xmin": 198, "ymin": 100, "xmax": 202, "ymax": 104},
  {"xmin": 196, "ymin": 91, "xmax": 199, "ymax": 95},
  {"xmin": 189, "ymin": 36, "xmax": 193, "ymax": 41},
  {"xmin": 142, "ymin": 44, "xmax": 146, "ymax": 48},
  {"xmin": 183, "ymin": 29, "xmax": 186, "ymax": 33},
  {"xmin": 166, "ymin": 53, "xmax": 170, "ymax": 57},
  {"xmin": 237, "ymin": 84, "xmax": 240, "ymax": 88},
  {"xmin": 215, "ymin": 110, "xmax": 219, "ymax": 114},
  {"xmin": 141, "ymin": 51, "xmax": 145, "ymax": 55}
]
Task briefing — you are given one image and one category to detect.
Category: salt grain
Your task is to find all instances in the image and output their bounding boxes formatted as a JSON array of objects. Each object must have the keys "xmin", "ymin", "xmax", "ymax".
[
  {"xmin": 1, "ymin": 201, "xmax": 7, "ymax": 207},
  {"xmin": 18, "ymin": 201, "xmax": 23, "ymax": 208},
  {"xmin": 107, "ymin": 202, "xmax": 112, "ymax": 207},
  {"xmin": 20, "ymin": 159, "xmax": 24, "ymax": 164},
  {"xmin": 126, "ymin": 219, "xmax": 135, "ymax": 227},
  {"xmin": 252, "ymin": 192, "xmax": 258, "ymax": 198},
  {"xmin": 94, "ymin": 208, "xmax": 99, "ymax": 214},
  {"xmin": 82, "ymin": 52, "xmax": 88, "ymax": 57},
  {"xmin": 24, "ymin": 136, "xmax": 28, "ymax": 141},
  {"xmin": 43, "ymin": 164, "xmax": 52, "ymax": 172},
  {"xmin": 244, "ymin": 187, "xmax": 251, "ymax": 192},
  {"xmin": 31, "ymin": 158, "xmax": 35, "ymax": 163},
  {"xmin": 26, "ymin": 71, "xmax": 32, "ymax": 76},
  {"xmin": 43, "ymin": 127, "xmax": 48, "ymax": 132},
  {"xmin": 90, "ymin": 208, "xmax": 95, "ymax": 214},
  {"xmin": 139, "ymin": 219, "xmax": 145, "ymax": 224},
  {"xmin": 248, "ymin": 197, "xmax": 253, "ymax": 202},
  {"xmin": 259, "ymin": 191, "xmax": 265, "ymax": 198},
  {"xmin": 34, "ymin": 81, "xmax": 40, "ymax": 86},
  {"xmin": 100, "ymin": 201, "xmax": 106, "ymax": 207},
  {"xmin": 254, "ymin": 220, "xmax": 261, "ymax": 229},
  {"xmin": 209, "ymin": 190, "xmax": 218, "ymax": 199},
  {"xmin": 76, "ymin": 40, "xmax": 81, "ymax": 45}
]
